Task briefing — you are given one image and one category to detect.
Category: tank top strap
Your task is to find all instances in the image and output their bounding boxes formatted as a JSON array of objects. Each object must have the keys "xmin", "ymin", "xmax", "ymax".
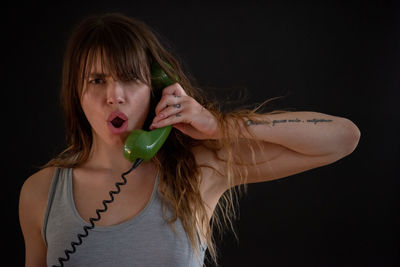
[{"xmin": 41, "ymin": 167, "xmax": 67, "ymax": 246}]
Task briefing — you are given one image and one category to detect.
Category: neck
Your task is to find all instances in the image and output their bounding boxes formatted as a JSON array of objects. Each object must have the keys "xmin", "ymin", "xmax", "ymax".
[{"xmin": 81, "ymin": 133, "xmax": 154, "ymax": 177}]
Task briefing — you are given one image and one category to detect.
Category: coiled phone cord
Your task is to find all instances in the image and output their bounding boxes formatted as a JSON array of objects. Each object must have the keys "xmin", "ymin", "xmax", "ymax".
[{"xmin": 53, "ymin": 158, "xmax": 144, "ymax": 267}]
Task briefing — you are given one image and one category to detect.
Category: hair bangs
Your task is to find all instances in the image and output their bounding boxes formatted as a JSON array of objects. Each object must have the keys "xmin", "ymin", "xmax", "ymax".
[{"xmin": 79, "ymin": 25, "xmax": 151, "ymax": 93}]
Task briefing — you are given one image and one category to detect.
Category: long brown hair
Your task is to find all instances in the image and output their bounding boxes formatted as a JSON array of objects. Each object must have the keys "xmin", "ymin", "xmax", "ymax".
[{"xmin": 41, "ymin": 12, "xmax": 289, "ymax": 266}]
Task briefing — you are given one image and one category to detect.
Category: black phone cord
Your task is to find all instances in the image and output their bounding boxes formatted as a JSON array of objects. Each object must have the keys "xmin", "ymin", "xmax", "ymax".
[{"xmin": 53, "ymin": 158, "xmax": 144, "ymax": 267}]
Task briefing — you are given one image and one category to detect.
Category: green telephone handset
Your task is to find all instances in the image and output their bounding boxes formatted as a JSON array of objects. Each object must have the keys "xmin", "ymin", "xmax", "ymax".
[
  {"xmin": 54, "ymin": 62, "xmax": 177, "ymax": 267},
  {"xmin": 123, "ymin": 62, "xmax": 175, "ymax": 163}
]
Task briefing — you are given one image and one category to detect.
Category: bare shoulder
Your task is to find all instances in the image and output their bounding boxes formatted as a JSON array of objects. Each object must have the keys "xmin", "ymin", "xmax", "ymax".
[
  {"xmin": 19, "ymin": 166, "xmax": 56, "ymax": 227},
  {"xmin": 19, "ymin": 166, "xmax": 56, "ymax": 265},
  {"xmin": 20, "ymin": 167, "xmax": 56, "ymax": 205}
]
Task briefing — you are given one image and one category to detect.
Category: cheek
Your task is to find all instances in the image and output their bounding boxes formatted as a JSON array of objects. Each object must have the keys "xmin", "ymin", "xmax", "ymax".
[
  {"xmin": 125, "ymin": 87, "xmax": 152, "ymax": 128},
  {"xmin": 80, "ymin": 92, "xmax": 102, "ymax": 123},
  {"xmin": 128, "ymin": 87, "xmax": 152, "ymax": 109}
]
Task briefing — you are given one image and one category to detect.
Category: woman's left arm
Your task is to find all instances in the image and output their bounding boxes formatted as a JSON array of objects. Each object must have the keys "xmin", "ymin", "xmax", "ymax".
[
  {"xmin": 150, "ymin": 83, "xmax": 361, "ymax": 186},
  {"xmin": 230, "ymin": 111, "xmax": 361, "ymax": 157},
  {"xmin": 209, "ymin": 111, "xmax": 361, "ymax": 186}
]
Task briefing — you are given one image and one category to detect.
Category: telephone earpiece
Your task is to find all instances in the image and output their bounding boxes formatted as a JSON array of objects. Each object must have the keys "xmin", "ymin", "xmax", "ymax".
[{"xmin": 123, "ymin": 62, "xmax": 176, "ymax": 162}]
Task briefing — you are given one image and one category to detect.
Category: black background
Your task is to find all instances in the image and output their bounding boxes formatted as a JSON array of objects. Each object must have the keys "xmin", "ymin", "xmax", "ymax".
[{"xmin": 4, "ymin": 0, "xmax": 399, "ymax": 266}]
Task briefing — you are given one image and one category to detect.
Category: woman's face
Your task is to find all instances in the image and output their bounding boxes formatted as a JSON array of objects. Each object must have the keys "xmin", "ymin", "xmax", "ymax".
[{"xmin": 80, "ymin": 56, "xmax": 152, "ymax": 146}]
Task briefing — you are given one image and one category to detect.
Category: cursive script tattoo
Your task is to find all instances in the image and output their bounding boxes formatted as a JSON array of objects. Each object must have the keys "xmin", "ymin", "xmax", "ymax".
[{"xmin": 245, "ymin": 118, "xmax": 333, "ymax": 127}]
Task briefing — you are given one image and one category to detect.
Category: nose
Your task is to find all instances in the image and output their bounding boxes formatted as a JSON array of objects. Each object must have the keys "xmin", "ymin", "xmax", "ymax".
[{"xmin": 107, "ymin": 81, "xmax": 126, "ymax": 105}]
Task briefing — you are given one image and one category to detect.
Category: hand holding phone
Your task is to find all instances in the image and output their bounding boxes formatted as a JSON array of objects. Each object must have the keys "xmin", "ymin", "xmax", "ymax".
[{"xmin": 123, "ymin": 62, "xmax": 176, "ymax": 162}]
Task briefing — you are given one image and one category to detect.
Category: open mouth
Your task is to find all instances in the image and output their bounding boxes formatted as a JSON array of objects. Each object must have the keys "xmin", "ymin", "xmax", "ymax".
[
  {"xmin": 111, "ymin": 116, "xmax": 125, "ymax": 128},
  {"xmin": 107, "ymin": 111, "xmax": 128, "ymax": 134}
]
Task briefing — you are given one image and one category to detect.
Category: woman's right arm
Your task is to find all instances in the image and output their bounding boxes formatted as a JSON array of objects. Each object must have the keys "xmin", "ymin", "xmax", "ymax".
[{"xmin": 19, "ymin": 167, "xmax": 55, "ymax": 267}]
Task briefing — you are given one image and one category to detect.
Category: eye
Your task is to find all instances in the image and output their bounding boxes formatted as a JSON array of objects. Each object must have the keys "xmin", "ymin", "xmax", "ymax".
[
  {"xmin": 125, "ymin": 73, "xmax": 140, "ymax": 82},
  {"xmin": 124, "ymin": 76, "xmax": 139, "ymax": 82},
  {"xmin": 89, "ymin": 78, "xmax": 105, "ymax": 85}
]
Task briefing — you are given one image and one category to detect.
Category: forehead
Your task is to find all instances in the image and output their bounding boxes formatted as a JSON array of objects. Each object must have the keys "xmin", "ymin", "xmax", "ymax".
[
  {"xmin": 84, "ymin": 52, "xmax": 111, "ymax": 77},
  {"xmin": 80, "ymin": 45, "xmax": 150, "ymax": 85}
]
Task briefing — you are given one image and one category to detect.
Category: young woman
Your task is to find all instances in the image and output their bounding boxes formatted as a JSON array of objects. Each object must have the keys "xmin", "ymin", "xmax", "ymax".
[{"xmin": 18, "ymin": 12, "xmax": 361, "ymax": 267}]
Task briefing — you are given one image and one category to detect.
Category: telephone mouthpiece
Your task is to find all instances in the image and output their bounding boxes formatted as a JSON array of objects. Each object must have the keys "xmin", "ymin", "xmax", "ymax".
[{"xmin": 123, "ymin": 125, "xmax": 172, "ymax": 162}]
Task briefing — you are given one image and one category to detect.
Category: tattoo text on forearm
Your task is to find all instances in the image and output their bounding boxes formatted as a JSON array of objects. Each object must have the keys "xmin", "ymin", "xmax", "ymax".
[{"xmin": 245, "ymin": 118, "xmax": 333, "ymax": 127}]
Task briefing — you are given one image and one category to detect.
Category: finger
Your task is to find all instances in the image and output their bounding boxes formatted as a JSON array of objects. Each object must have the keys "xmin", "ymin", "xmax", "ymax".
[
  {"xmin": 162, "ymin": 83, "xmax": 188, "ymax": 97},
  {"xmin": 155, "ymin": 94, "xmax": 187, "ymax": 116},
  {"xmin": 153, "ymin": 102, "xmax": 185, "ymax": 123},
  {"xmin": 150, "ymin": 110, "xmax": 191, "ymax": 129}
]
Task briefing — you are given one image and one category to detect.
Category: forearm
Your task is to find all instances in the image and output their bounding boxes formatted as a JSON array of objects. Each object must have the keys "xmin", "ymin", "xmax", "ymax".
[{"xmin": 226, "ymin": 111, "xmax": 361, "ymax": 156}]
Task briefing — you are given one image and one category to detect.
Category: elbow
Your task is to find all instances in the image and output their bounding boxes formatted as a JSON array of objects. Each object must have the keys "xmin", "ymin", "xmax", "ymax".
[{"xmin": 340, "ymin": 118, "xmax": 361, "ymax": 156}]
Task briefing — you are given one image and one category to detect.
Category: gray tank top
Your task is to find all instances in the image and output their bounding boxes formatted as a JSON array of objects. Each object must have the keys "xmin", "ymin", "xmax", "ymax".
[{"xmin": 42, "ymin": 167, "xmax": 207, "ymax": 267}]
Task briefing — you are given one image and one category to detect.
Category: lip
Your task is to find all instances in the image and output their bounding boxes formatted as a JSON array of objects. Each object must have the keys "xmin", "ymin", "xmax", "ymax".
[
  {"xmin": 107, "ymin": 110, "xmax": 128, "ymax": 122},
  {"xmin": 107, "ymin": 110, "xmax": 129, "ymax": 135}
]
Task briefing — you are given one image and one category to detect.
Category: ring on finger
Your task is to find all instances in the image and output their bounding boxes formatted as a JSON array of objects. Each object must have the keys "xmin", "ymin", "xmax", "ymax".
[{"xmin": 173, "ymin": 103, "xmax": 181, "ymax": 108}]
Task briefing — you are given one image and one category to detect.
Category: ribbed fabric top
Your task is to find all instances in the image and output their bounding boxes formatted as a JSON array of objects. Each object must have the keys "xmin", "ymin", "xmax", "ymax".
[{"xmin": 42, "ymin": 167, "xmax": 207, "ymax": 267}]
